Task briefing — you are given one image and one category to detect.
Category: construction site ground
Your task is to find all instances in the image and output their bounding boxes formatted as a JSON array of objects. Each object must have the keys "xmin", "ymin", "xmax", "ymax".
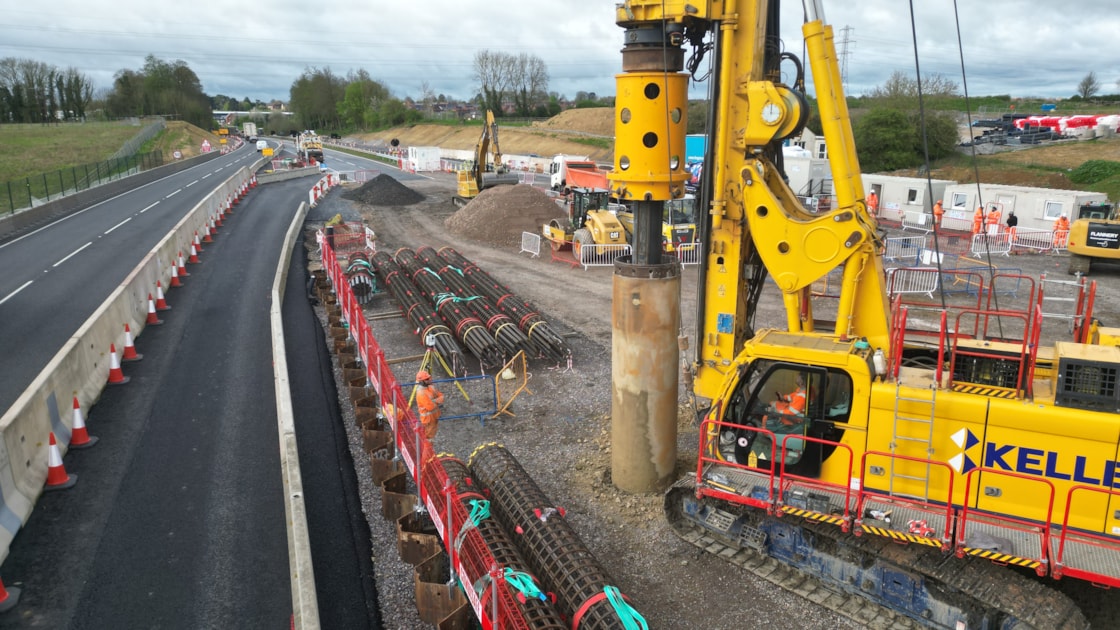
[{"xmin": 306, "ymin": 170, "xmax": 1120, "ymax": 629}]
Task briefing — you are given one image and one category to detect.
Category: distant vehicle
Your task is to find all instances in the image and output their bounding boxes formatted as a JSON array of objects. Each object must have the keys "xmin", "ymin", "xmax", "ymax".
[
  {"xmin": 256, "ymin": 140, "xmax": 268, "ymax": 152},
  {"xmin": 330, "ymin": 133, "xmax": 341, "ymax": 140},
  {"xmin": 243, "ymin": 122, "xmax": 258, "ymax": 143},
  {"xmin": 1068, "ymin": 202, "xmax": 1119, "ymax": 275},
  {"xmin": 548, "ymin": 154, "xmax": 596, "ymax": 192}
]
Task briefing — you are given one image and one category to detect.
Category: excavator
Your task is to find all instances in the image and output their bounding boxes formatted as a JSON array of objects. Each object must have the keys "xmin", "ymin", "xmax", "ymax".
[
  {"xmin": 611, "ymin": 1, "xmax": 1120, "ymax": 627},
  {"xmin": 454, "ymin": 109, "xmax": 519, "ymax": 206}
]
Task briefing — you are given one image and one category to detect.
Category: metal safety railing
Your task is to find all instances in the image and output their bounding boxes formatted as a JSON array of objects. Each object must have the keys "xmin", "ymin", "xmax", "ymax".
[
  {"xmin": 2, "ymin": 150, "xmax": 165, "ymax": 215},
  {"xmin": 519, "ymin": 231, "xmax": 541, "ymax": 258},
  {"xmin": 884, "ymin": 235, "xmax": 927, "ymax": 265}
]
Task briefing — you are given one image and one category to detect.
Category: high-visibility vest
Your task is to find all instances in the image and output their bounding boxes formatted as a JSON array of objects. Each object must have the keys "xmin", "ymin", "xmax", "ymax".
[
  {"xmin": 416, "ymin": 384, "xmax": 444, "ymax": 422},
  {"xmin": 777, "ymin": 387, "xmax": 807, "ymax": 416}
]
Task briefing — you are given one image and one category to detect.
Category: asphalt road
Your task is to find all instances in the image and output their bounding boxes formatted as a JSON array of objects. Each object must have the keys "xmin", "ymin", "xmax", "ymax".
[
  {"xmin": 0, "ymin": 145, "xmax": 262, "ymax": 414},
  {"xmin": 0, "ymin": 170, "xmax": 379, "ymax": 628}
]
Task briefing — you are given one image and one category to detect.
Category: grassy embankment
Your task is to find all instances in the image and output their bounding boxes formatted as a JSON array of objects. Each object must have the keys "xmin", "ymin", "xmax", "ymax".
[{"xmin": 0, "ymin": 123, "xmax": 140, "ymax": 183}]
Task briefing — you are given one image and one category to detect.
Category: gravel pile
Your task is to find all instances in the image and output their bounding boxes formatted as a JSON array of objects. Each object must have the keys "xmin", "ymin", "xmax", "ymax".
[
  {"xmin": 444, "ymin": 184, "xmax": 566, "ymax": 248},
  {"xmin": 343, "ymin": 174, "xmax": 425, "ymax": 206}
]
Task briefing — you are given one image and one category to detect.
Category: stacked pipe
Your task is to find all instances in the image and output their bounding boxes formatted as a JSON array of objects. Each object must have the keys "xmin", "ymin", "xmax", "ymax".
[
  {"xmin": 371, "ymin": 251, "xmax": 465, "ymax": 375},
  {"xmin": 469, "ymin": 444, "xmax": 636, "ymax": 628},
  {"xmin": 395, "ymin": 248, "xmax": 505, "ymax": 370},
  {"xmin": 435, "ymin": 457, "xmax": 567, "ymax": 629},
  {"xmin": 322, "ymin": 229, "xmax": 538, "ymax": 629},
  {"xmin": 344, "ymin": 252, "xmax": 378, "ymax": 306},
  {"xmin": 417, "ymin": 246, "xmax": 537, "ymax": 361},
  {"xmin": 437, "ymin": 247, "xmax": 572, "ymax": 363}
]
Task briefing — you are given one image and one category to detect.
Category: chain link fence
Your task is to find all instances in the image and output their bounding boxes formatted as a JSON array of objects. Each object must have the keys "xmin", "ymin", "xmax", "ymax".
[
  {"xmin": 109, "ymin": 119, "xmax": 166, "ymax": 160},
  {"xmin": 2, "ymin": 149, "xmax": 165, "ymax": 216}
]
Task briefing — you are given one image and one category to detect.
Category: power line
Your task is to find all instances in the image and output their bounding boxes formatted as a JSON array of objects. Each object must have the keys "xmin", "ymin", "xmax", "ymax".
[{"xmin": 837, "ymin": 25, "xmax": 855, "ymax": 91}]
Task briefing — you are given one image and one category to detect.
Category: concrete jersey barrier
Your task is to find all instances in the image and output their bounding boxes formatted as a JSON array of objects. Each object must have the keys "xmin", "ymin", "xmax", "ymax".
[{"xmin": 0, "ymin": 158, "xmax": 265, "ymax": 567}]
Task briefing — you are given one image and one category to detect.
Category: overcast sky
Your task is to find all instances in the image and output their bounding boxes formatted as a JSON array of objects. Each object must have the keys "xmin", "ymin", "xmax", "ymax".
[{"xmin": 3, "ymin": 2, "xmax": 1119, "ymax": 105}]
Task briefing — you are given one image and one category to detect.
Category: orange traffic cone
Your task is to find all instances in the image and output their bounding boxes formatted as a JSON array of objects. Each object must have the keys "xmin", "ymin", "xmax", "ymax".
[
  {"xmin": 107, "ymin": 343, "xmax": 129, "ymax": 385},
  {"xmin": 193, "ymin": 230, "xmax": 203, "ymax": 252},
  {"xmin": 250, "ymin": 175, "xmax": 257, "ymax": 188},
  {"xmin": 45, "ymin": 432, "xmax": 76, "ymax": 490},
  {"xmin": 202, "ymin": 218, "xmax": 214, "ymax": 243},
  {"xmin": 0, "ymin": 576, "xmax": 21, "ymax": 613},
  {"xmin": 215, "ymin": 210, "xmax": 223, "ymax": 228},
  {"xmin": 69, "ymin": 396, "xmax": 98, "ymax": 449},
  {"xmin": 226, "ymin": 195, "xmax": 234, "ymax": 215},
  {"xmin": 121, "ymin": 323, "xmax": 142, "ymax": 361},
  {"xmin": 146, "ymin": 293, "xmax": 163, "ymax": 325},
  {"xmin": 154, "ymin": 282, "xmax": 170, "ymax": 311},
  {"xmin": 169, "ymin": 263, "xmax": 182, "ymax": 287},
  {"xmin": 177, "ymin": 251, "xmax": 190, "ymax": 277},
  {"xmin": 233, "ymin": 186, "xmax": 240, "ymax": 206},
  {"xmin": 188, "ymin": 243, "xmax": 201, "ymax": 264}
]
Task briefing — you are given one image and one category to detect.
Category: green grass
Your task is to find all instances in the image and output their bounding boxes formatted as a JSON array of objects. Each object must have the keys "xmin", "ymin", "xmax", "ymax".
[
  {"xmin": 569, "ymin": 136, "xmax": 612, "ymax": 150},
  {"xmin": 0, "ymin": 122, "xmax": 144, "ymax": 182},
  {"xmin": 329, "ymin": 145, "xmax": 400, "ymax": 167}
]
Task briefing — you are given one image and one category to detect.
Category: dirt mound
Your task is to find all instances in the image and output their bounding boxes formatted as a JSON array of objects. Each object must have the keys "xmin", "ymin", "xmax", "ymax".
[
  {"xmin": 531, "ymin": 107, "xmax": 615, "ymax": 136},
  {"xmin": 444, "ymin": 184, "xmax": 567, "ymax": 247},
  {"xmin": 342, "ymin": 174, "xmax": 425, "ymax": 206}
]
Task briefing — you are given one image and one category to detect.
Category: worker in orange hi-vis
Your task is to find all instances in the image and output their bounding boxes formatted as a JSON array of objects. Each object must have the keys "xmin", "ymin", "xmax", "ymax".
[
  {"xmin": 932, "ymin": 200, "xmax": 945, "ymax": 232},
  {"xmin": 415, "ymin": 370, "xmax": 445, "ymax": 440},
  {"xmin": 1053, "ymin": 213, "xmax": 1071, "ymax": 249},
  {"xmin": 866, "ymin": 190, "xmax": 879, "ymax": 217},
  {"xmin": 972, "ymin": 205, "xmax": 985, "ymax": 237},
  {"xmin": 986, "ymin": 205, "xmax": 1002, "ymax": 237}
]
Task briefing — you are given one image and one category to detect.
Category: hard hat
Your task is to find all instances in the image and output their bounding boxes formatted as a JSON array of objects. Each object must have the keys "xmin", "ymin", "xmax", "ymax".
[{"xmin": 416, "ymin": 370, "xmax": 431, "ymax": 381}]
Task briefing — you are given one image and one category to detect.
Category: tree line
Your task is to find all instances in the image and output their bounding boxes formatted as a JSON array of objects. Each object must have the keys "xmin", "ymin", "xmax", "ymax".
[
  {"xmin": 104, "ymin": 55, "xmax": 212, "ymax": 129},
  {"xmin": 0, "ymin": 57, "xmax": 94, "ymax": 123}
]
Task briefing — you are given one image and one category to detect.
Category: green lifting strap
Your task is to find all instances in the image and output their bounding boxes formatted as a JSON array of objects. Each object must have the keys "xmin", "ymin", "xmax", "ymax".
[
  {"xmin": 503, "ymin": 568, "xmax": 546, "ymax": 602},
  {"xmin": 605, "ymin": 585, "xmax": 648, "ymax": 630},
  {"xmin": 455, "ymin": 499, "xmax": 490, "ymax": 554}
]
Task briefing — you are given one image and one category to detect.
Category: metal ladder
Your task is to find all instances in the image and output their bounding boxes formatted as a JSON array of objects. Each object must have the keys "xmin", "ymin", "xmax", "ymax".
[
  {"xmin": 1040, "ymin": 272, "xmax": 1084, "ymax": 335},
  {"xmin": 889, "ymin": 381, "xmax": 937, "ymax": 500}
]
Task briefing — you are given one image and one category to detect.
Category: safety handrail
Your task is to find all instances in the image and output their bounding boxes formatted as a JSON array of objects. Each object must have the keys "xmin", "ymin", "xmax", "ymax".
[
  {"xmin": 957, "ymin": 466, "xmax": 1055, "ymax": 576},
  {"xmin": 856, "ymin": 451, "xmax": 956, "ymax": 549},
  {"xmin": 777, "ymin": 435, "xmax": 856, "ymax": 531},
  {"xmin": 1054, "ymin": 485, "xmax": 1120, "ymax": 586}
]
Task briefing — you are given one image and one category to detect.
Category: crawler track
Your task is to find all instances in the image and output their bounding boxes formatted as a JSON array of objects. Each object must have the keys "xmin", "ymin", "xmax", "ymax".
[{"xmin": 665, "ymin": 478, "xmax": 1087, "ymax": 630}]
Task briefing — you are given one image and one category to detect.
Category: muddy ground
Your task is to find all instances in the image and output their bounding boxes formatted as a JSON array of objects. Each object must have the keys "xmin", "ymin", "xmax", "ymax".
[{"xmin": 318, "ymin": 170, "xmax": 1120, "ymax": 628}]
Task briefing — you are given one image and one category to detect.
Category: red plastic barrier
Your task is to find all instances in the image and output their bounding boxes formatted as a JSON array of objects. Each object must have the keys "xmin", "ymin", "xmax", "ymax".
[{"xmin": 319, "ymin": 232, "xmax": 530, "ymax": 629}]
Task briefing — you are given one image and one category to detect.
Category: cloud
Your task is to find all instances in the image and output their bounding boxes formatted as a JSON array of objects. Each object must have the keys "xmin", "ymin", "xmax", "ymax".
[{"xmin": 2, "ymin": 2, "xmax": 1118, "ymax": 104}]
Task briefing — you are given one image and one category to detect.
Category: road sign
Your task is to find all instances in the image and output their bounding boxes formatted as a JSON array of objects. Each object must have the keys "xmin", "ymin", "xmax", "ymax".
[{"xmin": 263, "ymin": 148, "xmax": 274, "ymax": 157}]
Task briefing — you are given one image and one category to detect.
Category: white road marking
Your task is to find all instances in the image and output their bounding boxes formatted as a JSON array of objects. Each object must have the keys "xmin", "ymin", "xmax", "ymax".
[
  {"xmin": 186, "ymin": 179, "xmax": 199, "ymax": 187},
  {"xmin": 202, "ymin": 173, "xmax": 212, "ymax": 179},
  {"xmin": 0, "ymin": 280, "xmax": 33, "ymax": 306},
  {"xmin": 53, "ymin": 242, "xmax": 91, "ymax": 268},
  {"xmin": 165, "ymin": 188, "xmax": 182, "ymax": 198},
  {"xmin": 139, "ymin": 201, "xmax": 159, "ymax": 214},
  {"xmin": 105, "ymin": 217, "xmax": 132, "ymax": 234}
]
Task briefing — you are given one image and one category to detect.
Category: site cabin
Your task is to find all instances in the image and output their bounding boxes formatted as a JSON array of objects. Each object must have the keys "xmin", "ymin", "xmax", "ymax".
[
  {"xmin": 782, "ymin": 147, "xmax": 834, "ymax": 212},
  {"xmin": 940, "ymin": 183, "xmax": 1107, "ymax": 232},
  {"xmin": 405, "ymin": 146, "xmax": 442, "ymax": 172},
  {"xmin": 861, "ymin": 174, "xmax": 953, "ymax": 228}
]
